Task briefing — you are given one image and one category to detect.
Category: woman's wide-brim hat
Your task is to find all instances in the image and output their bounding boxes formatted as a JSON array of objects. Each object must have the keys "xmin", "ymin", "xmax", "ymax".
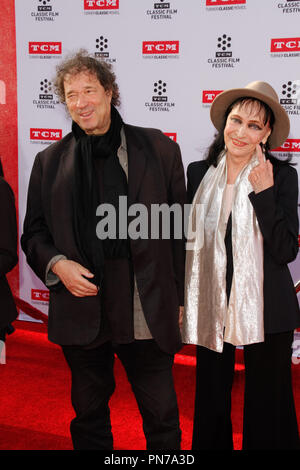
[{"xmin": 210, "ymin": 81, "xmax": 290, "ymax": 149}]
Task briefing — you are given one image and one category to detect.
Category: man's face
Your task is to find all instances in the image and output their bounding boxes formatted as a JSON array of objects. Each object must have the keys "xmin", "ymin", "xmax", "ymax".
[{"xmin": 64, "ymin": 71, "xmax": 112, "ymax": 135}]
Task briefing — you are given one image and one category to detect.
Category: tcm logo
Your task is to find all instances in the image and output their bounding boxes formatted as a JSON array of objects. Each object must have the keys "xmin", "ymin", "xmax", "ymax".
[
  {"xmin": 202, "ymin": 90, "xmax": 223, "ymax": 104},
  {"xmin": 30, "ymin": 128, "xmax": 62, "ymax": 141},
  {"xmin": 29, "ymin": 42, "xmax": 62, "ymax": 54},
  {"xmin": 274, "ymin": 139, "xmax": 300, "ymax": 153},
  {"xmin": 0, "ymin": 80, "xmax": 6, "ymax": 104},
  {"xmin": 143, "ymin": 41, "xmax": 179, "ymax": 54},
  {"xmin": 31, "ymin": 289, "xmax": 49, "ymax": 302},
  {"xmin": 153, "ymin": 80, "xmax": 167, "ymax": 101},
  {"xmin": 39, "ymin": 79, "xmax": 53, "ymax": 100},
  {"xmin": 164, "ymin": 133, "xmax": 177, "ymax": 142},
  {"xmin": 84, "ymin": 0, "xmax": 119, "ymax": 9},
  {"xmin": 206, "ymin": 0, "xmax": 245, "ymax": 4},
  {"xmin": 271, "ymin": 38, "xmax": 300, "ymax": 53},
  {"xmin": 37, "ymin": 0, "xmax": 52, "ymax": 11}
]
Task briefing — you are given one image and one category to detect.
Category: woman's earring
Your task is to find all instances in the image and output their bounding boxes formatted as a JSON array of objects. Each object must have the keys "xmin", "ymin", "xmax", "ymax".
[{"xmin": 261, "ymin": 142, "xmax": 266, "ymax": 154}]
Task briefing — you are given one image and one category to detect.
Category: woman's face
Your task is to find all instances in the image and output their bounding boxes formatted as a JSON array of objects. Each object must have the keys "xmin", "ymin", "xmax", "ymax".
[{"xmin": 224, "ymin": 100, "xmax": 271, "ymax": 163}]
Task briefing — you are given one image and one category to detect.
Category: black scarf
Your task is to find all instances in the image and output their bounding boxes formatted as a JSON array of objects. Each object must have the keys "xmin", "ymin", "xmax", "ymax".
[{"xmin": 72, "ymin": 105, "xmax": 128, "ymax": 287}]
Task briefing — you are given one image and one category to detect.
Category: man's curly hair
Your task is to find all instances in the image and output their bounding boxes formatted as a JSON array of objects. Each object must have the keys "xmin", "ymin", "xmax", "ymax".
[{"xmin": 54, "ymin": 49, "xmax": 120, "ymax": 106}]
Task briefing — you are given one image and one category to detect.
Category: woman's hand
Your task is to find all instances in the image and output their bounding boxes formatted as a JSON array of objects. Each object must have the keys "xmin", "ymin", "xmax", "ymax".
[{"xmin": 248, "ymin": 144, "xmax": 274, "ymax": 194}]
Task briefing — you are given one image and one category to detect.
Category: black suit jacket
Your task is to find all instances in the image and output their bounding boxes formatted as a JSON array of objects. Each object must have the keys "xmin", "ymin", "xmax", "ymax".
[
  {"xmin": 21, "ymin": 124, "xmax": 186, "ymax": 354},
  {"xmin": 0, "ymin": 177, "xmax": 18, "ymax": 328},
  {"xmin": 187, "ymin": 159, "xmax": 300, "ymax": 335}
]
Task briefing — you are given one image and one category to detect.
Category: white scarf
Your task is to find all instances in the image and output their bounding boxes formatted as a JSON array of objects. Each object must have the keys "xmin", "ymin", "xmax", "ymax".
[{"xmin": 182, "ymin": 152, "xmax": 264, "ymax": 352}]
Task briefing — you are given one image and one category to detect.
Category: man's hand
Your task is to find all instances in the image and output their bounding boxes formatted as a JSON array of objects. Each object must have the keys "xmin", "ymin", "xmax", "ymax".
[
  {"xmin": 51, "ymin": 259, "xmax": 98, "ymax": 297},
  {"xmin": 179, "ymin": 306, "xmax": 184, "ymax": 329},
  {"xmin": 248, "ymin": 144, "xmax": 274, "ymax": 194}
]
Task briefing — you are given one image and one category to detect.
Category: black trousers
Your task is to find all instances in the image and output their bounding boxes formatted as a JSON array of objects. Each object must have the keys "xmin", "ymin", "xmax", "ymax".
[
  {"xmin": 62, "ymin": 339, "xmax": 181, "ymax": 450},
  {"xmin": 192, "ymin": 331, "xmax": 300, "ymax": 450}
]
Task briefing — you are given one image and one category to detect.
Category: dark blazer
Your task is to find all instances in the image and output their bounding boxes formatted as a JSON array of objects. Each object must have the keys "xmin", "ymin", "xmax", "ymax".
[
  {"xmin": 187, "ymin": 159, "xmax": 300, "ymax": 335},
  {"xmin": 21, "ymin": 124, "xmax": 186, "ymax": 354},
  {"xmin": 0, "ymin": 177, "xmax": 18, "ymax": 328}
]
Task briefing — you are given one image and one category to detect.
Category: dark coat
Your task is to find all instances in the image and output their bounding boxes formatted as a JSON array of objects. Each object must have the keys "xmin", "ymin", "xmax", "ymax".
[
  {"xmin": 187, "ymin": 159, "xmax": 300, "ymax": 335},
  {"xmin": 21, "ymin": 124, "xmax": 186, "ymax": 354},
  {"xmin": 0, "ymin": 177, "xmax": 18, "ymax": 328}
]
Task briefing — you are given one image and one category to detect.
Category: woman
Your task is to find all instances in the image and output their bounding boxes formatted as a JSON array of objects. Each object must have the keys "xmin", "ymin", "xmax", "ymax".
[
  {"xmin": 182, "ymin": 81, "xmax": 300, "ymax": 450},
  {"xmin": 0, "ymin": 159, "xmax": 18, "ymax": 343}
]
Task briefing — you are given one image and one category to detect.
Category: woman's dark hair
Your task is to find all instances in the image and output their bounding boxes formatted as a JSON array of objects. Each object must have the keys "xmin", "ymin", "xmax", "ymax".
[
  {"xmin": 205, "ymin": 97, "xmax": 290, "ymax": 167},
  {"xmin": 0, "ymin": 158, "xmax": 4, "ymax": 178}
]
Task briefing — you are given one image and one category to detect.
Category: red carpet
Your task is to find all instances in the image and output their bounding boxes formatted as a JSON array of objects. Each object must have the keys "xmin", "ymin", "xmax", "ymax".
[{"xmin": 0, "ymin": 320, "xmax": 298, "ymax": 450}]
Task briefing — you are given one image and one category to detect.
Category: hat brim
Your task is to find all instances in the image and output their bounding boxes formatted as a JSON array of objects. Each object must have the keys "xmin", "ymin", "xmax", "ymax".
[{"xmin": 210, "ymin": 87, "xmax": 290, "ymax": 149}]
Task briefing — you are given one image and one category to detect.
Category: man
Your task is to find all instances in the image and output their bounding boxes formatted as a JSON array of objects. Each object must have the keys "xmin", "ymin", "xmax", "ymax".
[{"xmin": 21, "ymin": 50, "xmax": 186, "ymax": 450}]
